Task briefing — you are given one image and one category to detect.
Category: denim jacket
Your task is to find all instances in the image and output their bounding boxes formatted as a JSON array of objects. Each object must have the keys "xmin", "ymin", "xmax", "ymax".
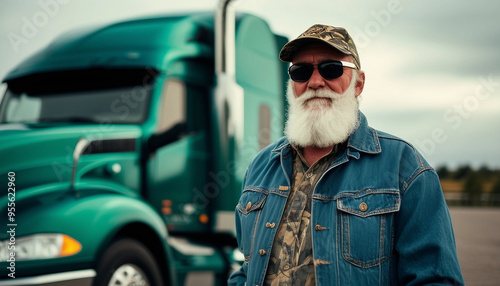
[{"xmin": 229, "ymin": 112, "xmax": 464, "ymax": 286}]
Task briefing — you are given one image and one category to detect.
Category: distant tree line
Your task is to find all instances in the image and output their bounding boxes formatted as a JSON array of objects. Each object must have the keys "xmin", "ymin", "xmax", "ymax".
[{"xmin": 437, "ymin": 164, "xmax": 500, "ymax": 206}]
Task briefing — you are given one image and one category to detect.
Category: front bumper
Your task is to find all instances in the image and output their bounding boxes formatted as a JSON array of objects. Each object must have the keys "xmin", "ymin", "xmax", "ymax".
[{"xmin": 0, "ymin": 269, "xmax": 95, "ymax": 286}]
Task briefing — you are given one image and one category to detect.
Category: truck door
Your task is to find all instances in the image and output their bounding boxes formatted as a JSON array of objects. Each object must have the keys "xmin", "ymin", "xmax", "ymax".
[{"xmin": 146, "ymin": 77, "xmax": 211, "ymax": 233}]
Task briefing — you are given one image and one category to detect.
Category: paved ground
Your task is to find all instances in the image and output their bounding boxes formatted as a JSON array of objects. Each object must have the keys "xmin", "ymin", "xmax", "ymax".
[{"xmin": 449, "ymin": 207, "xmax": 500, "ymax": 286}]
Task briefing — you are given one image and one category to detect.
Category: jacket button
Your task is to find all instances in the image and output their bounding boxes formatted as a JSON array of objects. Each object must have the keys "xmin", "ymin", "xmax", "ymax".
[
  {"xmin": 359, "ymin": 202, "xmax": 368, "ymax": 211},
  {"xmin": 246, "ymin": 202, "xmax": 252, "ymax": 211},
  {"xmin": 266, "ymin": 222, "xmax": 276, "ymax": 228},
  {"xmin": 315, "ymin": 224, "xmax": 327, "ymax": 231},
  {"xmin": 259, "ymin": 249, "xmax": 266, "ymax": 255}
]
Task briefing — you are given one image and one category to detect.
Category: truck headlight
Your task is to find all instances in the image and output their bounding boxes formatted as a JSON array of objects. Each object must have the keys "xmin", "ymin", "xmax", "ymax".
[{"xmin": 0, "ymin": 234, "xmax": 81, "ymax": 261}]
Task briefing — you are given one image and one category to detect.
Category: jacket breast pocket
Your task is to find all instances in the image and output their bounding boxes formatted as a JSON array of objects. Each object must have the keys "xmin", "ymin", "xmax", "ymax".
[
  {"xmin": 236, "ymin": 189, "xmax": 268, "ymax": 258},
  {"xmin": 337, "ymin": 189, "xmax": 400, "ymax": 268}
]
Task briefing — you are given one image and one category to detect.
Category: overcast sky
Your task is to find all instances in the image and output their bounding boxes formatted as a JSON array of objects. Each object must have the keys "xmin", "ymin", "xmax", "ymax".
[{"xmin": 1, "ymin": 0, "xmax": 499, "ymax": 169}]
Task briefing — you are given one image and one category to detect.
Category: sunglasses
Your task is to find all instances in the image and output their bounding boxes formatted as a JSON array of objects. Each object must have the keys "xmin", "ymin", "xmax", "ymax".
[{"xmin": 288, "ymin": 60, "xmax": 357, "ymax": 82}]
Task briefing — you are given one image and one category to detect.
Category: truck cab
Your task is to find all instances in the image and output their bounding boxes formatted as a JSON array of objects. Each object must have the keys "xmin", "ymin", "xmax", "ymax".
[{"xmin": 0, "ymin": 10, "xmax": 287, "ymax": 285}]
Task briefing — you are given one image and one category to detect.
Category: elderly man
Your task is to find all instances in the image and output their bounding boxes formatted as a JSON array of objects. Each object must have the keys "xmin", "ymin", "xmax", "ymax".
[{"xmin": 228, "ymin": 24, "xmax": 464, "ymax": 286}]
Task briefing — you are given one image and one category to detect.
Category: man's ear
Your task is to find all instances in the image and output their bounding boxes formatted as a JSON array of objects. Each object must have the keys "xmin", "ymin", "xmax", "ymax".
[{"xmin": 355, "ymin": 70, "xmax": 365, "ymax": 98}]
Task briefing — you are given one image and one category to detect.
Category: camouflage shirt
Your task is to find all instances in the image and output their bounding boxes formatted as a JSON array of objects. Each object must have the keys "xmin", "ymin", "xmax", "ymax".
[{"xmin": 264, "ymin": 145, "xmax": 340, "ymax": 286}]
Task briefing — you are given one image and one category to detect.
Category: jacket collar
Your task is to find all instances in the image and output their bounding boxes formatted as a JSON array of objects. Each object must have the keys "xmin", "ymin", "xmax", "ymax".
[
  {"xmin": 347, "ymin": 111, "xmax": 381, "ymax": 154},
  {"xmin": 271, "ymin": 111, "xmax": 381, "ymax": 155}
]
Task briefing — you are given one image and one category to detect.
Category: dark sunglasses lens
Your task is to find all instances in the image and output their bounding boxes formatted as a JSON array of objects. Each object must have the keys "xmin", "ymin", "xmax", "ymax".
[
  {"xmin": 289, "ymin": 65, "xmax": 313, "ymax": 82},
  {"xmin": 319, "ymin": 61, "xmax": 343, "ymax": 79}
]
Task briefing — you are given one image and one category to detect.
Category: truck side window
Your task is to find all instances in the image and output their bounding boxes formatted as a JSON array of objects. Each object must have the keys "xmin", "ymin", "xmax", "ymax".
[
  {"xmin": 259, "ymin": 104, "xmax": 271, "ymax": 149},
  {"xmin": 157, "ymin": 79, "xmax": 186, "ymax": 134}
]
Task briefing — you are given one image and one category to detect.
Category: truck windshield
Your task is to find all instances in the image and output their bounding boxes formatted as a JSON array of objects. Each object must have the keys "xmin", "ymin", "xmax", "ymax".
[
  {"xmin": 0, "ymin": 68, "xmax": 157, "ymax": 124},
  {"xmin": 1, "ymin": 87, "xmax": 150, "ymax": 124}
]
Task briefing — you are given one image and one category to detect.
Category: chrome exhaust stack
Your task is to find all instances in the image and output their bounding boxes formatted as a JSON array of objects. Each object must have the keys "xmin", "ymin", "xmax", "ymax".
[
  {"xmin": 214, "ymin": 0, "xmax": 244, "ymax": 156},
  {"xmin": 216, "ymin": 0, "xmax": 236, "ymax": 78},
  {"xmin": 212, "ymin": 0, "xmax": 245, "ymax": 232},
  {"xmin": 214, "ymin": 0, "xmax": 243, "ymax": 144}
]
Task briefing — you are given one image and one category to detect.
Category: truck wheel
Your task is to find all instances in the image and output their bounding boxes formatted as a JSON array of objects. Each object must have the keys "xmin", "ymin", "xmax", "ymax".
[{"xmin": 94, "ymin": 238, "xmax": 163, "ymax": 286}]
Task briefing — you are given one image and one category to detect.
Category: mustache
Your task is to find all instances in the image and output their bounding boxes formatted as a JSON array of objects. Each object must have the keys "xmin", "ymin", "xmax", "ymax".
[{"xmin": 294, "ymin": 89, "xmax": 342, "ymax": 105}]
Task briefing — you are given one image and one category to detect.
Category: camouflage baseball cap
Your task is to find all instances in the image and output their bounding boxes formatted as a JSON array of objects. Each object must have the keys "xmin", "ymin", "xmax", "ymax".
[{"xmin": 279, "ymin": 24, "xmax": 360, "ymax": 69}]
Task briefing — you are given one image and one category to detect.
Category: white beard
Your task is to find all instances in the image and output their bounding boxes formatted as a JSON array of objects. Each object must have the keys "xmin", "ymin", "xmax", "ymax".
[{"xmin": 284, "ymin": 72, "xmax": 360, "ymax": 148}]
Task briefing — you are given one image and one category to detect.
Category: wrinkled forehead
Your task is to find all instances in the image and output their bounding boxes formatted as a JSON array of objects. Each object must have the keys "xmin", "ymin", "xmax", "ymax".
[{"xmin": 292, "ymin": 43, "xmax": 351, "ymax": 63}]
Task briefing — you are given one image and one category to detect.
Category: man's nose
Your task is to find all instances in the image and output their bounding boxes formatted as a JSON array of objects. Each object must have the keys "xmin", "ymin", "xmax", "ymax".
[{"xmin": 307, "ymin": 68, "xmax": 325, "ymax": 90}]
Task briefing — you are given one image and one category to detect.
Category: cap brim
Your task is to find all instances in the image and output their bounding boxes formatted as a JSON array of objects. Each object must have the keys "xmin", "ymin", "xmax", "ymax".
[{"xmin": 279, "ymin": 37, "xmax": 352, "ymax": 62}]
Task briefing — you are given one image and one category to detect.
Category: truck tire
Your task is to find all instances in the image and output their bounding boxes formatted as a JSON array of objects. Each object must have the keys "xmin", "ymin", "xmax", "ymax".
[{"xmin": 94, "ymin": 238, "xmax": 164, "ymax": 286}]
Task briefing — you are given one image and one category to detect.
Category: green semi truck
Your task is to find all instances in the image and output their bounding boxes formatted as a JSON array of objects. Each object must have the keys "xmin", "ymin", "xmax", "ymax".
[{"xmin": 0, "ymin": 1, "xmax": 288, "ymax": 285}]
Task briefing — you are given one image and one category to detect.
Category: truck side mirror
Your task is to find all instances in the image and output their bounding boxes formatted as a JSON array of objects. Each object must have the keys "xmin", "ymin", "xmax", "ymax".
[{"xmin": 148, "ymin": 122, "xmax": 186, "ymax": 153}]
